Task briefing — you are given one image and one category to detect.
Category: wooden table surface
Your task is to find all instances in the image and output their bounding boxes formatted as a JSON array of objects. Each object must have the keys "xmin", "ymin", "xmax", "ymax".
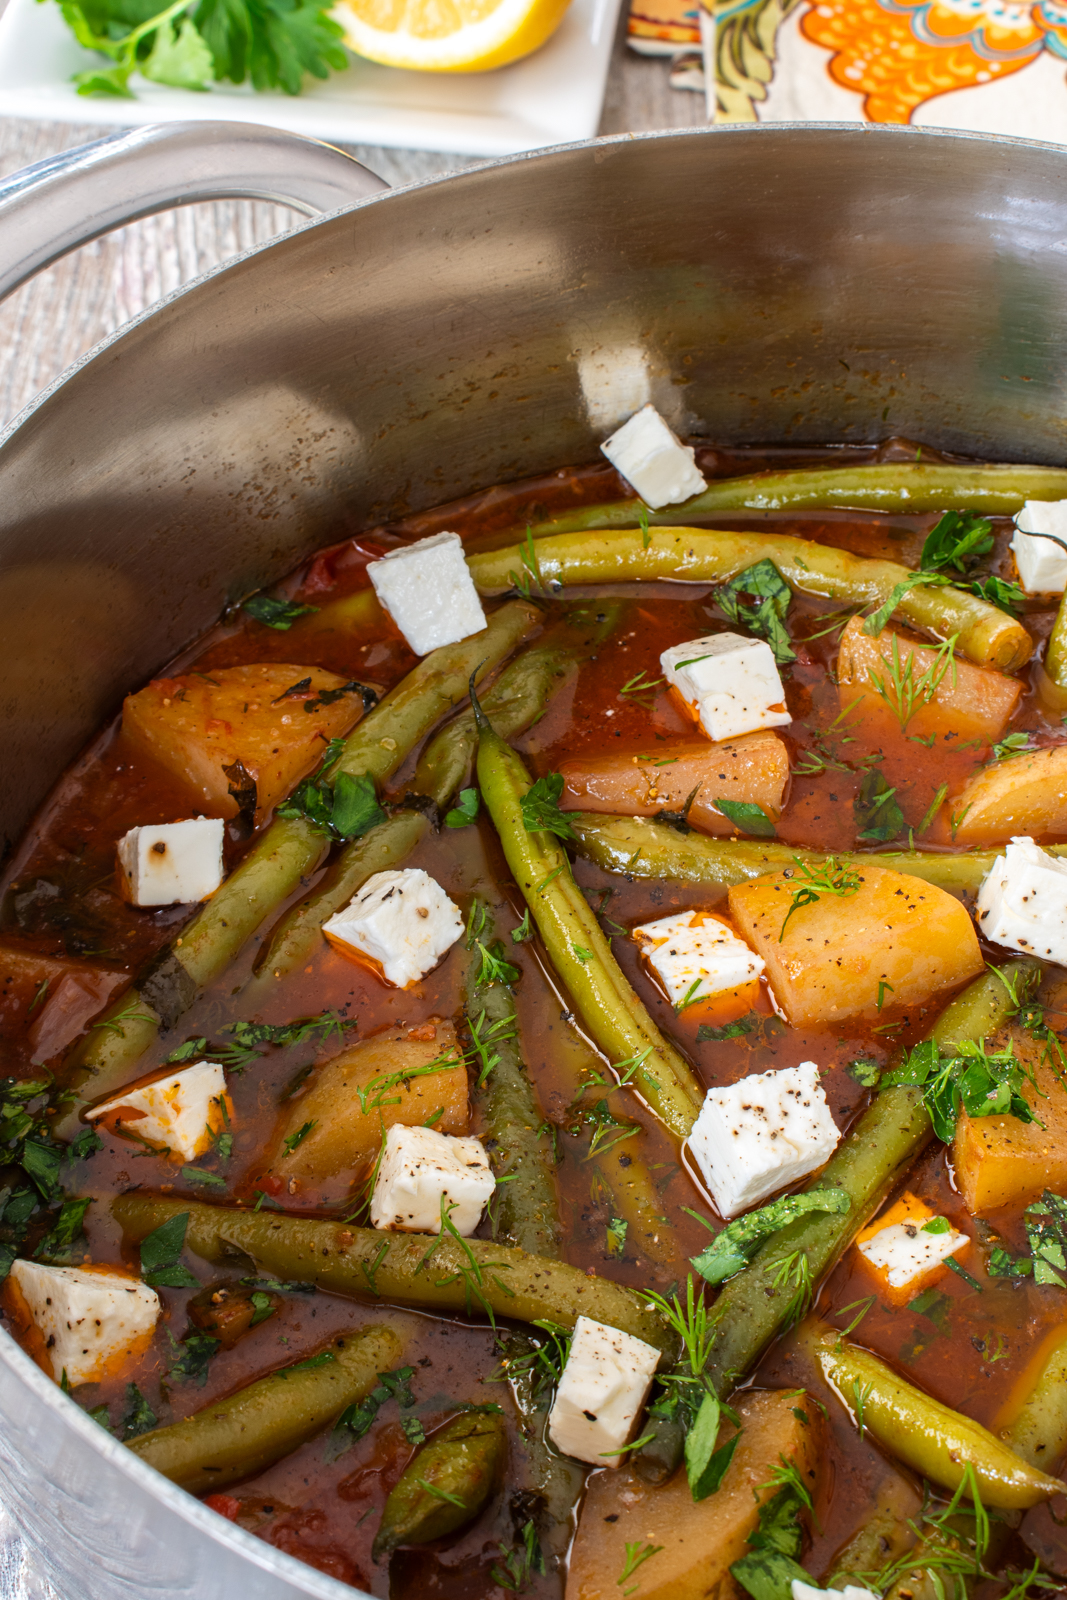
[{"xmin": 0, "ymin": 15, "xmax": 700, "ymax": 432}]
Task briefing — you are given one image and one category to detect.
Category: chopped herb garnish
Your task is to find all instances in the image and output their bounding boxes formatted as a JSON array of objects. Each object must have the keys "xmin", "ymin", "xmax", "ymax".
[
  {"xmin": 139, "ymin": 1211, "xmax": 198, "ymax": 1289},
  {"xmin": 883, "ymin": 1036, "xmax": 1037, "ymax": 1143},
  {"xmin": 519, "ymin": 773, "xmax": 575, "ymax": 841},
  {"xmin": 697, "ymin": 1014, "xmax": 758, "ymax": 1043},
  {"xmin": 854, "ymin": 768, "xmax": 904, "ymax": 842},
  {"xmin": 779, "ymin": 857, "xmax": 861, "ymax": 941},
  {"xmin": 120, "ymin": 1383, "xmax": 157, "ymax": 1440},
  {"xmin": 243, "ymin": 595, "xmax": 318, "ymax": 630},
  {"xmin": 444, "ymin": 787, "xmax": 481, "ymax": 828},
  {"xmin": 714, "ymin": 799, "xmax": 776, "ymax": 838},
  {"xmin": 714, "ymin": 559, "xmax": 796, "ymax": 666},
  {"xmin": 691, "ymin": 1189, "xmax": 851, "ymax": 1285}
]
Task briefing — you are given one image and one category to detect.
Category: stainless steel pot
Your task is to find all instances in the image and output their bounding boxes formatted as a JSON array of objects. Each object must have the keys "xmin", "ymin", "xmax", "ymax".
[{"xmin": 0, "ymin": 115, "xmax": 1065, "ymax": 1599}]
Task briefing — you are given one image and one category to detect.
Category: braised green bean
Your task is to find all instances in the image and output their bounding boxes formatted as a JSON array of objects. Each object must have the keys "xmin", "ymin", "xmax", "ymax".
[
  {"xmin": 500, "ymin": 1330, "xmax": 586, "ymax": 1568},
  {"xmin": 474, "ymin": 706, "xmax": 704, "ymax": 1141},
  {"xmin": 249, "ymin": 627, "xmax": 588, "ymax": 992},
  {"xmin": 805, "ymin": 1323, "xmax": 1065, "ymax": 1509},
  {"xmin": 867, "ymin": 1326, "xmax": 1067, "ymax": 1600},
  {"xmin": 467, "ymin": 529, "xmax": 1030, "ymax": 671},
  {"xmin": 570, "ymin": 815, "xmax": 1067, "ymax": 893},
  {"xmin": 466, "ymin": 913, "xmax": 561, "ymax": 1261},
  {"xmin": 55, "ymin": 601, "xmax": 539, "ymax": 1135},
  {"xmin": 508, "ymin": 462, "xmax": 1067, "ymax": 540},
  {"xmin": 110, "ymin": 1196, "xmax": 675, "ymax": 1354},
  {"xmin": 126, "ymin": 1325, "xmax": 400, "ymax": 1493},
  {"xmin": 373, "ymin": 1409, "xmax": 505, "ymax": 1559},
  {"xmin": 703, "ymin": 963, "xmax": 1038, "ymax": 1398},
  {"xmin": 1047, "ymin": 589, "xmax": 1067, "ymax": 690}
]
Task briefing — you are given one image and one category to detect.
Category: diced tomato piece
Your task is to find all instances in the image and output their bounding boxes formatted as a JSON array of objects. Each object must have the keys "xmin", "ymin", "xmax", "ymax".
[{"xmin": 204, "ymin": 1494, "xmax": 241, "ymax": 1521}]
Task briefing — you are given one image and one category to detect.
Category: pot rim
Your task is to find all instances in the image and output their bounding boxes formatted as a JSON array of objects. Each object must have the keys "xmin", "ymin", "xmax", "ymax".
[
  {"xmin": 2, "ymin": 117, "xmax": 1064, "ymax": 455},
  {"xmin": 0, "ymin": 1323, "xmax": 360, "ymax": 1597}
]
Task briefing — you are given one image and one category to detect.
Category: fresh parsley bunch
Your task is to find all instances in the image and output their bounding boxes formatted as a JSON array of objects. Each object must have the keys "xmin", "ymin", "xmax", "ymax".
[{"xmin": 47, "ymin": 0, "xmax": 349, "ymax": 99}]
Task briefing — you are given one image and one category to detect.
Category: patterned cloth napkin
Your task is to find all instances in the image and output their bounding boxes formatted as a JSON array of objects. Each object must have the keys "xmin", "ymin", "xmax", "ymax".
[{"xmin": 628, "ymin": 0, "xmax": 1067, "ymax": 137}]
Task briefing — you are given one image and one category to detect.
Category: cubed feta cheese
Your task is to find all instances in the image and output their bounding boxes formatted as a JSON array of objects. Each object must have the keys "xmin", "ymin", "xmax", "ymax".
[
  {"xmin": 687, "ymin": 1061, "xmax": 840, "ymax": 1218},
  {"xmin": 632, "ymin": 910, "xmax": 764, "ymax": 1008},
  {"xmin": 117, "ymin": 817, "xmax": 224, "ymax": 907},
  {"xmin": 857, "ymin": 1212, "xmax": 968, "ymax": 1295},
  {"xmin": 368, "ymin": 533, "xmax": 487, "ymax": 657},
  {"xmin": 1013, "ymin": 502, "xmax": 1067, "ymax": 593},
  {"xmin": 87, "ymin": 1060, "xmax": 230, "ymax": 1161},
  {"xmin": 547, "ymin": 1315, "xmax": 660, "ymax": 1466},
  {"xmin": 599, "ymin": 404, "xmax": 707, "ymax": 510},
  {"xmin": 9, "ymin": 1261, "xmax": 159, "ymax": 1387},
  {"xmin": 793, "ymin": 1582, "xmax": 879, "ymax": 1600},
  {"xmin": 660, "ymin": 634, "xmax": 790, "ymax": 744},
  {"xmin": 369, "ymin": 1124, "xmax": 494, "ymax": 1235},
  {"xmin": 322, "ymin": 867, "xmax": 463, "ymax": 987},
  {"xmin": 975, "ymin": 836, "xmax": 1067, "ymax": 965}
]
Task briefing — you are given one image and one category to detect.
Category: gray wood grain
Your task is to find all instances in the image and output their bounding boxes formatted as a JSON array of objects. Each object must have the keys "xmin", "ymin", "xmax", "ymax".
[{"xmin": 0, "ymin": 9, "xmax": 696, "ymax": 431}]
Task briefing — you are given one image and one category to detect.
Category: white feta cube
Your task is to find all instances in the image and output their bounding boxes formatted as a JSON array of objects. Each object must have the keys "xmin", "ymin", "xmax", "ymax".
[
  {"xmin": 1013, "ymin": 502, "xmax": 1067, "ymax": 593},
  {"xmin": 369, "ymin": 1124, "xmax": 494, "ymax": 1235},
  {"xmin": 793, "ymin": 1582, "xmax": 880, "ymax": 1600},
  {"xmin": 660, "ymin": 633, "xmax": 790, "ymax": 743},
  {"xmin": 599, "ymin": 404, "xmax": 707, "ymax": 510},
  {"xmin": 547, "ymin": 1315, "xmax": 660, "ymax": 1466},
  {"xmin": 975, "ymin": 836, "xmax": 1067, "ymax": 964},
  {"xmin": 368, "ymin": 532, "xmax": 487, "ymax": 657},
  {"xmin": 117, "ymin": 817, "xmax": 224, "ymax": 907},
  {"xmin": 632, "ymin": 910, "xmax": 763, "ymax": 1008},
  {"xmin": 857, "ymin": 1215, "xmax": 968, "ymax": 1292},
  {"xmin": 687, "ymin": 1061, "xmax": 840, "ymax": 1219},
  {"xmin": 322, "ymin": 867, "xmax": 463, "ymax": 988},
  {"xmin": 88, "ymin": 1060, "xmax": 229, "ymax": 1161},
  {"xmin": 9, "ymin": 1261, "xmax": 159, "ymax": 1388}
]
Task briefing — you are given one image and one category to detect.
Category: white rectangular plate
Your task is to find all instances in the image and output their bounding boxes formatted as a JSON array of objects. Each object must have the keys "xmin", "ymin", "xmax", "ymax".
[{"xmin": 0, "ymin": 0, "xmax": 621, "ymax": 156}]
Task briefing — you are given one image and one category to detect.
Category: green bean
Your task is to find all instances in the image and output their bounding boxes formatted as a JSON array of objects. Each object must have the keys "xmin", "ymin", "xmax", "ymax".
[
  {"xmin": 55, "ymin": 601, "xmax": 539, "ymax": 1136},
  {"xmin": 1047, "ymin": 589, "xmax": 1067, "ymax": 690},
  {"xmin": 467, "ymin": 913, "xmax": 561, "ymax": 1260},
  {"xmin": 499, "ymin": 1330, "xmax": 586, "ymax": 1568},
  {"xmin": 570, "ymin": 814, "xmax": 1067, "ymax": 894},
  {"xmin": 467, "ymin": 529, "xmax": 1030, "ymax": 671},
  {"xmin": 125, "ymin": 1324, "xmax": 400, "ymax": 1493},
  {"xmin": 249, "ymin": 628, "xmax": 587, "ymax": 991},
  {"xmin": 372, "ymin": 1409, "xmax": 505, "ymax": 1560},
  {"xmin": 593, "ymin": 1141, "xmax": 672, "ymax": 1270},
  {"xmin": 703, "ymin": 962, "xmax": 1038, "ymax": 1398},
  {"xmin": 827, "ymin": 1471, "xmax": 924, "ymax": 1586},
  {"xmin": 474, "ymin": 709, "xmax": 704, "ymax": 1142},
  {"xmin": 507, "ymin": 462, "xmax": 1067, "ymax": 539},
  {"xmin": 1000, "ymin": 1327, "xmax": 1067, "ymax": 1472},
  {"xmin": 110, "ymin": 1195, "xmax": 675, "ymax": 1354},
  {"xmin": 804, "ymin": 1323, "xmax": 1064, "ymax": 1509},
  {"xmin": 847, "ymin": 1310, "xmax": 1067, "ymax": 1599}
]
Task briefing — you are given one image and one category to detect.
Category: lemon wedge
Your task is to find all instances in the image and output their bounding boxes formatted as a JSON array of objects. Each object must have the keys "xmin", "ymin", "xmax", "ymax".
[{"xmin": 333, "ymin": 0, "xmax": 572, "ymax": 71}]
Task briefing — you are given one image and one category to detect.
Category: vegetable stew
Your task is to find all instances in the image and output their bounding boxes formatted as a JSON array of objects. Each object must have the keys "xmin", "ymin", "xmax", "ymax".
[{"xmin": 5, "ymin": 433, "xmax": 1067, "ymax": 1600}]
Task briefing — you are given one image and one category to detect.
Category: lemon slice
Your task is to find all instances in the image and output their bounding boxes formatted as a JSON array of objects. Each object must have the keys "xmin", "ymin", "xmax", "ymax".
[{"xmin": 333, "ymin": 0, "xmax": 572, "ymax": 71}]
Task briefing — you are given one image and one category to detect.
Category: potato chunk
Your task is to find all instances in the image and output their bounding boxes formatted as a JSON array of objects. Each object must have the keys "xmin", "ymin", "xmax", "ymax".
[
  {"xmin": 0, "ymin": 943, "xmax": 127, "ymax": 1064},
  {"xmin": 727, "ymin": 865, "xmax": 983, "ymax": 1027},
  {"xmin": 945, "ymin": 747, "xmax": 1067, "ymax": 847},
  {"xmin": 558, "ymin": 731, "xmax": 789, "ymax": 836},
  {"xmin": 566, "ymin": 1389, "xmax": 818, "ymax": 1600},
  {"xmin": 837, "ymin": 617, "xmax": 1021, "ymax": 743},
  {"xmin": 954, "ymin": 1028, "xmax": 1067, "ymax": 1214},
  {"xmin": 265, "ymin": 1019, "xmax": 468, "ymax": 1188},
  {"xmin": 122, "ymin": 663, "xmax": 366, "ymax": 824}
]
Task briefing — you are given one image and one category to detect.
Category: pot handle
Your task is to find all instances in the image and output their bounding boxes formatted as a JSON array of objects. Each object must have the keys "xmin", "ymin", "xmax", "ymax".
[{"xmin": 0, "ymin": 119, "xmax": 390, "ymax": 303}]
